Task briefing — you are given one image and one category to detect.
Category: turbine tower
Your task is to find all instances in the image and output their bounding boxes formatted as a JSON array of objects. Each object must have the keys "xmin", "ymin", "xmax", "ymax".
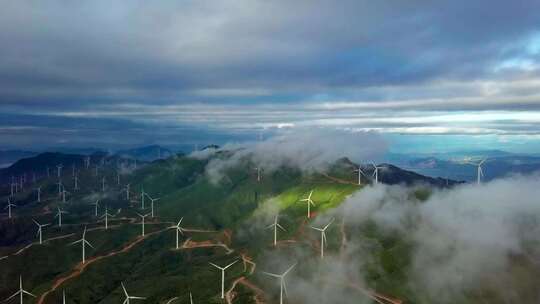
[
  {"xmin": 69, "ymin": 226, "xmax": 94, "ymax": 264},
  {"xmin": 311, "ymin": 218, "xmax": 335, "ymax": 258},
  {"xmin": 262, "ymin": 263, "xmax": 296, "ymax": 304},
  {"xmin": 73, "ymin": 175, "xmax": 79, "ymax": 191},
  {"xmin": 35, "ymin": 187, "xmax": 41, "ymax": 202},
  {"xmin": 253, "ymin": 167, "xmax": 262, "ymax": 182},
  {"xmin": 124, "ymin": 184, "xmax": 131, "ymax": 200},
  {"xmin": 140, "ymin": 187, "xmax": 146, "ymax": 209},
  {"xmin": 56, "ymin": 180, "xmax": 63, "ymax": 196},
  {"xmin": 145, "ymin": 194, "xmax": 160, "ymax": 217},
  {"xmin": 266, "ymin": 214, "xmax": 285, "ymax": 246},
  {"xmin": 171, "ymin": 217, "xmax": 186, "ymax": 249},
  {"xmin": 55, "ymin": 207, "xmax": 69, "ymax": 227},
  {"xmin": 299, "ymin": 190, "xmax": 315, "ymax": 218},
  {"xmin": 101, "ymin": 177, "xmax": 106, "ymax": 192},
  {"xmin": 467, "ymin": 158, "xmax": 487, "ymax": 184},
  {"xmin": 4, "ymin": 276, "xmax": 36, "ymax": 304},
  {"xmin": 5, "ymin": 198, "xmax": 16, "ymax": 218},
  {"xmin": 121, "ymin": 282, "xmax": 146, "ymax": 304},
  {"xmin": 33, "ymin": 219, "xmax": 49, "ymax": 244},
  {"xmin": 209, "ymin": 260, "xmax": 238, "ymax": 299},
  {"xmin": 56, "ymin": 164, "xmax": 63, "ymax": 178},
  {"xmin": 371, "ymin": 163, "xmax": 383, "ymax": 184},
  {"xmin": 101, "ymin": 208, "xmax": 115, "ymax": 230},
  {"xmin": 353, "ymin": 165, "xmax": 365, "ymax": 185},
  {"xmin": 91, "ymin": 199, "xmax": 100, "ymax": 217},
  {"xmin": 136, "ymin": 212, "xmax": 151, "ymax": 236}
]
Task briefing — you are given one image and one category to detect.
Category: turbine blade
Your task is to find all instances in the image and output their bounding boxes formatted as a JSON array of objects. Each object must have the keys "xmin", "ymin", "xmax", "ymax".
[
  {"xmin": 129, "ymin": 296, "xmax": 146, "ymax": 300},
  {"xmin": 5, "ymin": 290, "xmax": 21, "ymax": 301},
  {"xmin": 262, "ymin": 272, "xmax": 281, "ymax": 278},
  {"xmin": 23, "ymin": 290, "xmax": 36, "ymax": 297},
  {"xmin": 224, "ymin": 260, "xmax": 238, "ymax": 269},
  {"xmin": 283, "ymin": 262, "xmax": 297, "ymax": 276},
  {"xmin": 277, "ymin": 224, "xmax": 286, "ymax": 231},
  {"xmin": 209, "ymin": 262, "xmax": 221, "ymax": 269}
]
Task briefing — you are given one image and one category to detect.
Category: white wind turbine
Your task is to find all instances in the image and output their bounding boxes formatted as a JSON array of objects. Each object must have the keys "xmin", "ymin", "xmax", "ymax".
[
  {"xmin": 73, "ymin": 175, "xmax": 79, "ymax": 191},
  {"xmin": 33, "ymin": 219, "xmax": 49, "ymax": 244},
  {"xmin": 46, "ymin": 166, "xmax": 50, "ymax": 178},
  {"xmin": 101, "ymin": 177, "xmax": 106, "ymax": 192},
  {"xmin": 72, "ymin": 164, "xmax": 76, "ymax": 177},
  {"xmin": 62, "ymin": 290, "xmax": 66, "ymax": 304},
  {"xmin": 140, "ymin": 187, "xmax": 146, "ymax": 209},
  {"xmin": 311, "ymin": 218, "xmax": 335, "ymax": 258},
  {"xmin": 121, "ymin": 282, "xmax": 146, "ymax": 304},
  {"xmin": 101, "ymin": 208, "xmax": 115, "ymax": 230},
  {"xmin": 4, "ymin": 276, "xmax": 36, "ymax": 304},
  {"xmin": 262, "ymin": 263, "xmax": 296, "ymax": 304},
  {"xmin": 69, "ymin": 226, "xmax": 94, "ymax": 264},
  {"xmin": 353, "ymin": 165, "xmax": 366, "ymax": 185},
  {"xmin": 371, "ymin": 163, "xmax": 383, "ymax": 184},
  {"xmin": 55, "ymin": 206, "xmax": 69, "ymax": 227},
  {"xmin": 84, "ymin": 156, "xmax": 90, "ymax": 169},
  {"xmin": 145, "ymin": 194, "xmax": 160, "ymax": 217},
  {"xmin": 35, "ymin": 187, "xmax": 41, "ymax": 202},
  {"xmin": 136, "ymin": 212, "xmax": 151, "ymax": 236},
  {"xmin": 124, "ymin": 184, "xmax": 131, "ymax": 201},
  {"xmin": 56, "ymin": 180, "xmax": 63, "ymax": 196},
  {"xmin": 5, "ymin": 198, "xmax": 16, "ymax": 218},
  {"xmin": 299, "ymin": 190, "xmax": 315, "ymax": 218},
  {"xmin": 56, "ymin": 164, "xmax": 63, "ymax": 178},
  {"xmin": 253, "ymin": 167, "xmax": 262, "ymax": 182},
  {"xmin": 61, "ymin": 189, "xmax": 69, "ymax": 203},
  {"xmin": 171, "ymin": 217, "xmax": 186, "ymax": 249},
  {"xmin": 467, "ymin": 158, "xmax": 487, "ymax": 185},
  {"xmin": 266, "ymin": 214, "xmax": 285, "ymax": 246},
  {"xmin": 90, "ymin": 199, "xmax": 100, "ymax": 217},
  {"xmin": 209, "ymin": 260, "xmax": 238, "ymax": 299},
  {"xmin": 117, "ymin": 171, "xmax": 121, "ymax": 186}
]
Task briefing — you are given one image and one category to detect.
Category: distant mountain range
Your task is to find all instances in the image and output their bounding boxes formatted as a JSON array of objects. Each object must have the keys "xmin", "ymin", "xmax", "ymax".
[{"xmin": 386, "ymin": 151, "xmax": 540, "ymax": 181}]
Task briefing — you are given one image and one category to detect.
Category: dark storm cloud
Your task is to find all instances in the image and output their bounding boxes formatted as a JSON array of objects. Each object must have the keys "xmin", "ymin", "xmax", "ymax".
[{"xmin": 0, "ymin": 0, "xmax": 539, "ymax": 149}]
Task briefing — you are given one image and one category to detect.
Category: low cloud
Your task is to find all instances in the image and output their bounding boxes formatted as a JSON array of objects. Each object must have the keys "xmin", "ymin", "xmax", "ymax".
[{"xmin": 193, "ymin": 128, "xmax": 388, "ymax": 184}]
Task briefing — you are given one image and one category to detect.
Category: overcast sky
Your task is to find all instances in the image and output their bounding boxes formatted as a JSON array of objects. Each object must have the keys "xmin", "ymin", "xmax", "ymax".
[{"xmin": 1, "ymin": 1, "xmax": 539, "ymax": 153}]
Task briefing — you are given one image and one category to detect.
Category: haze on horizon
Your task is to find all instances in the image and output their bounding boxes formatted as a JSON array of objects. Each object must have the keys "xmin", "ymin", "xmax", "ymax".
[{"xmin": 1, "ymin": 1, "xmax": 540, "ymax": 154}]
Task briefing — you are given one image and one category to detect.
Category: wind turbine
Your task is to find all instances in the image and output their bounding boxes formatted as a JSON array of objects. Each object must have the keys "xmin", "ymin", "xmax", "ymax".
[
  {"xmin": 266, "ymin": 214, "xmax": 285, "ymax": 246},
  {"xmin": 91, "ymin": 199, "xmax": 100, "ymax": 217},
  {"xmin": 124, "ymin": 184, "xmax": 131, "ymax": 200},
  {"xmin": 46, "ymin": 166, "xmax": 50, "ymax": 178},
  {"xmin": 5, "ymin": 198, "xmax": 16, "ymax": 218},
  {"xmin": 140, "ymin": 187, "xmax": 146, "ymax": 209},
  {"xmin": 371, "ymin": 163, "xmax": 383, "ymax": 184},
  {"xmin": 101, "ymin": 208, "xmax": 115, "ymax": 230},
  {"xmin": 253, "ymin": 167, "xmax": 262, "ymax": 182},
  {"xmin": 4, "ymin": 276, "xmax": 36, "ymax": 304},
  {"xmin": 299, "ymin": 190, "xmax": 315, "ymax": 218},
  {"xmin": 73, "ymin": 175, "xmax": 79, "ymax": 191},
  {"xmin": 101, "ymin": 177, "xmax": 106, "ymax": 192},
  {"xmin": 353, "ymin": 165, "xmax": 365, "ymax": 185},
  {"xmin": 117, "ymin": 171, "xmax": 121, "ymax": 186},
  {"xmin": 311, "ymin": 218, "xmax": 335, "ymax": 258},
  {"xmin": 56, "ymin": 164, "xmax": 63, "ymax": 178},
  {"xmin": 69, "ymin": 226, "xmax": 94, "ymax": 264},
  {"xmin": 262, "ymin": 263, "xmax": 296, "ymax": 304},
  {"xmin": 85, "ymin": 156, "xmax": 90, "ymax": 169},
  {"xmin": 35, "ymin": 187, "xmax": 41, "ymax": 202},
  {"xmin": 33, "ymin": 219, "xmax": 49, "ymax": 244},
  {"xmin": 62, "ymin": 290, "xmax": 66, "ymax": 304},
  {"xmin": 136, "ymin": 212, "xmax": 151, "ymax": 236},
  {"xmin": 72, "ymin": 164, "xmax": 76, "ymax": 177},
  {"xmin": 56, "ymin": 180, "xmax": 63, "ymax": 196},
  {"xmin": 145, "ymin": 194, "xmax": 160, "ymax": 217},
  {"xmin": 61, "ymin": 189, "xmax": 69, "ymax": 203},
  {"xmin": 171, "ymin": 217, "xmax": 186, "ymax": 249},
  {"xmin": 209, "ymin": 260, "xmax": 238, "ymax": 299},
  {"xmin": 55, "ymin": 207, "xmax": 69, "ymax": 227},
  {"xmin": 467, "ymin": 158, "xmax": 487, "ymax": 184},
  {"xmin": 121, "ymin": 282, "xmax": 146, "ymax": 304}
]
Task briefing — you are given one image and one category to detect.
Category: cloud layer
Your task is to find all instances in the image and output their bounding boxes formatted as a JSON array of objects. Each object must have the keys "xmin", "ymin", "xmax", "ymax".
[{"xmin": 1, "ymin": 1, "xmax": 540, "ymax": 149}]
